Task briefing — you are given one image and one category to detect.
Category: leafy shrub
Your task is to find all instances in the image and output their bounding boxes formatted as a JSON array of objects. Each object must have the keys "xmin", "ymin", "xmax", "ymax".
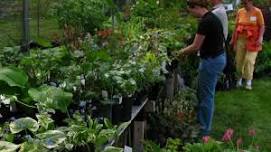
[
  {"xmin": 130, "ymin": 0, "xmax": 162, "ymax": 28},
  {"xmin": 255, "ymin": 41, "xmax": 271, "ymax": 77},
  {"xmin": 56, "ymin": 0, "xmax": 111, "ymax": 34},
  {"xmin": 0, "ymin": 46, "xmax": 22, "ymax": 66},
  {"xmin": 28, "ymin": 85, "xmax": 73, "ymax": 113},
  {"xmin": 0, "ymin": 113, "xmax": 127, "ymax": 152},
  {"xmin": 144, "ymin": 138, "xmax": 182, "ymax": 152},
  {"xmin": 19, "ymin": 47, "xmax": 70, "ymax": 85},
  {"xmin": 146, "ymin": 88, "xmax": 199, "ymax": 146},
  {"xmin": 184, "ymin": 128, "xmax": 264, "ymax": 152}
]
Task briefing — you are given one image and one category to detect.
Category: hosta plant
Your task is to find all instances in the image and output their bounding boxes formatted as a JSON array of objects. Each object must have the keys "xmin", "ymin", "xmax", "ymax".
[{"xmin": 28, "ymin": 85, "xmax": 73, "ymax": 113}]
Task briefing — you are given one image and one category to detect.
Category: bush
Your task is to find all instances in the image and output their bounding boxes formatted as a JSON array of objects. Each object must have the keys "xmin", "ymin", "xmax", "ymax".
[
  {"xmin": 56, "ymin": 0, "xmax": 111, "ymax": 34},
  {"xmin": 255, "ymin": 41, "xmax": 271, "ymax": 77}
]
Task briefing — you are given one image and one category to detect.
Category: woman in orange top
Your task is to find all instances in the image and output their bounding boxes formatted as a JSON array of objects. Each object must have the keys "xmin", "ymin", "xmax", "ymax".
[{"xmin": 230, "ymin": 0, "xmax": 265, "ymax": 90}]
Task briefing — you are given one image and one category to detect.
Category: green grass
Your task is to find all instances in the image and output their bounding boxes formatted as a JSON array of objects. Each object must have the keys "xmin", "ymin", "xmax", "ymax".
[
  {"xmin": 213, "ymin": 78, "xmax": 271, "ymax": 151},
  {"xmin": 0, "ymin": 17, "xmax": 61, "ymax": 49}
]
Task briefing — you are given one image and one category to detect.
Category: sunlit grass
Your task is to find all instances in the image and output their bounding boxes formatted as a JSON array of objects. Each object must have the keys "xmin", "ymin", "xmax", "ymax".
[{"xmin": 213, "ymin": 78, "xmax": 271, "ymax": 151}]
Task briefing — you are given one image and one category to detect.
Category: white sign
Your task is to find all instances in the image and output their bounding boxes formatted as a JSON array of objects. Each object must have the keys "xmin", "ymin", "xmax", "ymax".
[
  {"xmin": 224, "ymin": 4, "xmax": 234, "ymax": 11},
  {"xmin": 124, "ymin": 146, "xmax": 132, "ymax": 152}
]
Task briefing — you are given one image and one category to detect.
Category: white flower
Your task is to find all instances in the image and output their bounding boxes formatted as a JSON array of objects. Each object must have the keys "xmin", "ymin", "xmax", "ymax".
[
  {"xmin": 139, "ymin": 68, "xmax": 145, "ymax": 73},
  {"xmin": 0, "ymin": 95, "xmax": 5, "ymax": 100},
  {"xmin": 37, "ymin": 72, "xmax": 41, "ymax": 77},
  {"xmin": 129, "ymin": 79, "xmax": 136, "ymax": 85},
  {"xmin": 2, "ymin": 98, "xmax": 10, "ymax": 105},
  {"xmin": 104, "ymin": 73, "xmax": 110, "ymax": 78},
  {"xmin": 80, "ymin": 79, "xmax": 85, "ymax": 86},
  {"xmin": 0, "ymin": 95, "xmax": 11, "ymax": 105},
  {"xmin": 59, "ymin": 82, "xmax": 67, "ymax": 88}
]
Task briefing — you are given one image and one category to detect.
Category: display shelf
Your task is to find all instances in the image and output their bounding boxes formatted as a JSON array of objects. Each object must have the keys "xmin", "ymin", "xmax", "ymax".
[{"xmin": 104, "ymin": 98, "xmax": 148, "ymax": 148}]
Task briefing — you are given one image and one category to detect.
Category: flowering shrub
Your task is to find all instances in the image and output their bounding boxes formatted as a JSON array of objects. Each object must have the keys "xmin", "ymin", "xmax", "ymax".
[{"xmin": 184, "ymin": 128, "xmax": 262, "ymax": 152}]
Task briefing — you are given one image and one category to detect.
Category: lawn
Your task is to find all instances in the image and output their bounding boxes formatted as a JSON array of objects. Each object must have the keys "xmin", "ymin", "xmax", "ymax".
[
  {"xmin": 213, "ymin": 78, "xmax": 271, "ymax": 151},
  {"xmin": 0, "ymin": 17, "xmax": 61, "ymax": 49}
]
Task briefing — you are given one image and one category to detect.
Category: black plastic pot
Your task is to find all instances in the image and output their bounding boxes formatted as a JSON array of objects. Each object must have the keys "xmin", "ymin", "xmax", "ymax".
[
  {"xmin": 16, "ymin": 102, "xmax": 37, "ymax": 118},
  {"xmin": 112, "ymin": 103, "xmax": 122, "ymax": 124},
  {"xmin": 72, "ymin": 143, "xmax": 95, "ymax": 152},
  {"xmin": 98, "ymin": 103, "xmax": 112, "ymax": 120},
  {"xmin": 147, "ymin": 82, "xmax": 163, "ymax": 100},
  {"xmin": 133, "ymin": 90, "xmax": 147, "ymax": 106},
  {"xmin": 121, "ymin": 97, "xmax": 133, "ymax": 122},
  {"xmin": 51, "ymin": 110, "xmax": 68, "ymax": 126},
  {"xmin": 0, "ymin": 106, "xmax": 11, "ymax": 123}
]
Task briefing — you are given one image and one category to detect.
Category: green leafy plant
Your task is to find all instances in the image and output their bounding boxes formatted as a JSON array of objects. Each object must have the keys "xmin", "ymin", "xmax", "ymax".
[
  {"xmin": 144, "ymin": 138, "xmax": 182, "ymax": 152},
  {"xmin": 165, "ymin": 138, "xmax": 182, "ymax": 152},
  {"xmin": 19, "ymin": 47, "xmax": 70, "ymax": 85},
  {"xmin": 0, "ymin": 141, "xmax": 20, "ymax": 152},
  {"xmin": 9, "ymin": 117, "xmax": 39, "ymax": 134},
  {"xmin": 36, "ymin": 130, "xmax": 66, "ymax": 149},
  {"xmin": 36, "ymin": 113, "xmax": 54, "ymax": 130},
  {"xmin": 131, "ymin": 0, "xmax": 162, "ymax": 28},
  {"xmin": 0, "ymin": 67, "xmax": 28, "ymax": 88},
  {"xmin": 0, "ymin": 67, "xmax": 30, "ymax": 107},
  {"xmin": 19, "ymin": 142, "xmax": 48, "ymax": 152},
  {"xmin": 0, "ymin": 46, "xmax": 22, "ymax": 66},
  {"xmin": 63, "ymin": 112, "xmax": 129, "ymax": 152},
  {"xmin": 184, "ymin": 128, "xmax": 263, "ymax": 152},
  {"xmin": 144, "ymin": 140, "xmax": 163, "ymax": 152},
  {"xmin": 56, "ymin": 0, "xmax": 112, "ymax": 34},
  {"xmin": 28, "ymin": 85, "xmax": 73, "ymax": 113},
  {"xmin": 147, "ymin": 88, "xmax": 199, "ymax": 145},
  {"xmin": 163, "ymin": 88, "xmax": 198, "ymax": 122},
  {"xmin": 255, "ymin": 41, "xmax": 271, "ymax": 77},
  {"xmin": 184, "ymin": 139, "xmax": 223, "ymax": 152},
  {"xmin": 102, "ymin": 61, "xmax": 138, "ymax": 97},
  {"xmin": 1, "ymin": 112, "xmax": 128, "ymax": 152}
]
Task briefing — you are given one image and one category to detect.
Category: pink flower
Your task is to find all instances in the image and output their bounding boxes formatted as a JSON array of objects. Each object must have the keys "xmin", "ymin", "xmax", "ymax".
[
  {"xmin": 236, "ymin": 137, "xmax": 243, "ymax": 149},
  {"xmin": 202, "ymin": 136, "xmax": 210, "ymax": 143},
  {"xmin": 248, "ymin": 129, "xmax": 256, "ymax": 137},
  {"xmin": 222, "ymin": 128, "xmax": 234, "ymax": 142}
]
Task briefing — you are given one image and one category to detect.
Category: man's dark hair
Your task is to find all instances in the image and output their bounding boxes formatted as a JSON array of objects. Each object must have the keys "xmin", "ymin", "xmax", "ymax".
[{"xmin": 187, "ymin": 0, "xmax": 209, "ymax": 8}]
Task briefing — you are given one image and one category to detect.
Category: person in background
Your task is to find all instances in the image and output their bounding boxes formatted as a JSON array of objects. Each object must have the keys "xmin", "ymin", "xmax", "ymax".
[
  {"xmin": 210, "ymin": 0, "xmax": 228, "ymax": 39},
  {"xmin": 230, "ymin": 0, "xmax": 265, "ymax": 90},
  {"xmin": 178, "ymin": 0, "xmax": 226, "ymax": 139}
]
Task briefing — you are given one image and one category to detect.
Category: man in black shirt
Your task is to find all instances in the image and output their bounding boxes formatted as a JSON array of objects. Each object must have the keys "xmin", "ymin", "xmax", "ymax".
[{"xmin": 178, "ymin": 0, "xmax": 226, "ymax": 139}]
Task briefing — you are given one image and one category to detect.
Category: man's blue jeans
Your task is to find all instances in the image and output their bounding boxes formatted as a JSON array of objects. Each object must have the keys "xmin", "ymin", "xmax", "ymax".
[{"xmin": 197, "ymin": 52, "xmax": 226, "ymax": 136}]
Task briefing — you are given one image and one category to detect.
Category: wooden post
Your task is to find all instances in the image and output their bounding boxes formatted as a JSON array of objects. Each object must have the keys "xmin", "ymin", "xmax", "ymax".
[
  {"xmin": 165, "ymin": 74, "xmax": 174, "ymax": 98},
  {"xmin": 37, "ymin": 0, "xmax": 40, "ymax": 37},
  {"xmin": 133, "ymin": 121, "xmax": 145, "ymax": 152},
  {"xmin": 145, "ymin": 100, "xmax": 155, "ymax": 113},
  {"xmin": 22, "ymin": 0, "xmax": 30, "ymax": 51}
]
